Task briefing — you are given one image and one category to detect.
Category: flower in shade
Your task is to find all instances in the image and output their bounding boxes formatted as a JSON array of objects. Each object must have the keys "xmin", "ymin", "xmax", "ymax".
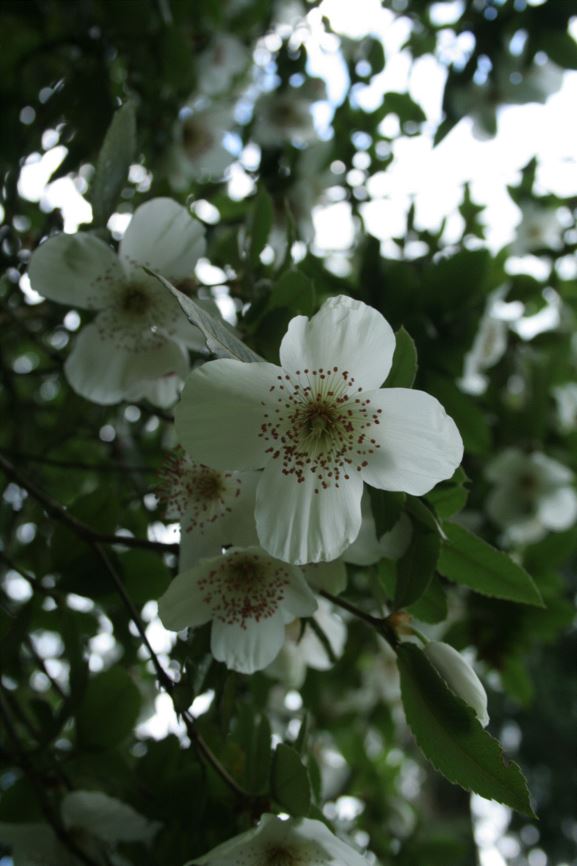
[
  {"xmin": 252, "ymin": 85, "xmax": 323, "ymax": 147},
  {"xmin": 197, "ymin": 34, "xmax": 248, "ymax": 96},
  {"xmin": 511, "ymin": 201, "xmax": 565, "ymax": 255},
  {"xmin": 486, "ymin": 448, "xmax": 577, "ymax": 545},
  {"xmin": 424, "ymin": 640, "xmax": 489, "ymax": 727},
  {"xmin": 157, "ymin": 450, "xmax": 259, "ymax": 568},
  {"xmin": 175, "ymin": 295, "xmax": 463, "ymax": 564},
  {"xmin": 553, "ymin": 382, "xmax": 577, "ymax": 434},
  {"xmin": 28, "ymin": 198, "xmax": 206, "ymax": 406},
  {"xmin": 166, "ymin": 105, "xmax": 236, "ymax": 189},
  {"xmin": 157, "ymin": 547, "xmax": 317, "ymax": 674},
  {"xmin": 190, "ymin": 813, "xmax": 369, "ymax": 866}
]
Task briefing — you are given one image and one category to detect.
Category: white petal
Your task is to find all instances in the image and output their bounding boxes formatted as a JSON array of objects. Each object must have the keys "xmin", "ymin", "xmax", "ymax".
[
  {"xmin": 282, "ymin": 570, "xmax": 318, "ymax": 619},
  {"xmin": 360, "ymin": 388, "xmax": 463, "ymax": 496},
  {"xmin": 279, "ymin": 295, "xmax": 395, "ymax": 390},
  {"xmin": 342, "ymin": 489, "xmax": 384, "ymax": 566},
  {"xmin": 156, "ymin": 569, "xmax": 213, "ymax": 631},
  {"xmin": 120, "ymin": 197, "xmax": 206, "ymax": 281},
  {"xmin": 531, "ymin": 452, "xmax": 574, "ymax": 486},
  {"xmin": 192, "ymin": 818, "xmax": 266, "ymax": 865},
  {"xmin": 28, "ymin": 232, "xmax": 122, "ymax": 309},
  {"xmin": 175, "ymin": 359, "xmax": 281, "ymax": 470},
  {"xmin": 537, "ymin": 486, "xmax": 577, "ymax": 531},
  {"xmin": 424, "ymin": 642, "xmax": 489, "ymax": 727},
  {"xmin": 211, "ymin": 612, "xmax": 286, "ymax": 674},
  {"xmin": 65, "ymin": 322, "xmax": 187, "ymax": 405},
  {"xmin": 61, "ymin": 791, "xmax": 159, "ymax": 844},
  {"xmin": 256, "ymin": 463, "xmax": 364, "ymax": 564},
  {"xmin": 295, "ymin": 818, "xmax": 369, "ymax": 865}
]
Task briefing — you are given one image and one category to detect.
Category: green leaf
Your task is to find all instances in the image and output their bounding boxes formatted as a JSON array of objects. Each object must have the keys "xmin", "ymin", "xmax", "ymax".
[
  {"xmin": 397, "ymin": 643, "xmax": 535, "ymax": 817},
  {"xmin": 248, "ymin": 187, "xmax": 274, "ymax": 267},
  {"xmin": 394, "ymin": 521, "xmax": 441, "ymax": 609},
  {"xmin": 408, "ymin": 575, "xmax": 448, "ymax": 624},
  {"xmin": 248, "ymin": 714, "xmax": 272, "ymax": 795},
  {"xmin": 146, "ymin": 269, "xmax": 263, "ymax": 363},
  {"xmin": 75, "ymin": 668, "xmax": 142, "ymax": 749},
  {"xmin": 91, "ymin": 101, "xmax": 137, "ymax": 226},
  {"xmin": 541, "ymin": 31, "xmax": 577, "ymax": 70},
  {"xmin": 438, "ymin": 523, "xmax": 544, "ymax": 607},
  {"xmin": 386, "ymin": 326, "xmax": 418, "ymax": 388},
  {"xmin": 269, "ymin": 269, "xmax": 315, "ymax": 315},
  {"xmin": 119, "ymin": 550, "xmax": 172, "ymax": 604},
  {"xmin": 368, "ymin": 487, "xmax": 405, "ymax": 536},
  {"xmin": 270, "ymin": 743, "xmax": 311, "ymax": 817}
]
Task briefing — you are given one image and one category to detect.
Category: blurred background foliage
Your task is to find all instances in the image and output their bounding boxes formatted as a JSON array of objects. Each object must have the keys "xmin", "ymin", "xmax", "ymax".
[{"xmin": 0, "ymin": 0, "xmax": 576, "ymax": 865}]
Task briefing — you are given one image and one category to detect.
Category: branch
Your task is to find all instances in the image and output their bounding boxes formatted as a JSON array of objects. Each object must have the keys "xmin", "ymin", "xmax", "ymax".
[
  {"xmin": 1, "ymin": 448, "xmax": 156, "ymax": 475},
  {"xmin": 0, "ymin": 454, "xmax": 177, "ymax": 553},
  {"xmin": 319, "ymin": 589, "xmax": 399, "ymax": 650}
]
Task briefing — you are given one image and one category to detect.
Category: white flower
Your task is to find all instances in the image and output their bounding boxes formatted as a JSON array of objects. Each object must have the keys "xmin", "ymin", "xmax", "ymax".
[
  {"xmin": 252, "ymin": 89, "xmax": 319, "ymax": 147},
  {"xmin": 424, "ymin": 640, "xmax": 489, "ymax": 727},
  {"xmin": 486, "ymin": 448, "xmax": 577, "ymax": 545},
  {"xmin": 266, "ymin": 597, "xmax": 347, "ymax": 687},
  {"xmin": 511, "ymin": 202, "xmax": 565, "ymax": 255},
  {"xmin": 343, "ymin": 491, "xmax": 412, "ymax": 566},
  {"xmin": 175, "ymin": 295, "xmax": 463, "ymax": 564},
  {"xmin": 459, "ymin": 307, "xmax": 508, "ymax": 396},
  {"xmin": 157, "ymin": 547, "xmax": 317, "ymax": 674},
  {"xmin": 166, "ymin": 106, "xmax": 236, "ymax": 189},
  {"xmin": 197, "ymin": 35, "xmax": 248, "ymax": 96},
  {"xmin": 158, "ymin": 450, "xmax": 260, "ymax": 568},
  {"xmin": 191, "ymin": 812, "xmax": 369, "ymax": 866},
  {"xmin": 553, "ymin": 382, "xmax": 577, "ymax": 434},
  {"xmin": 28, "ymin": 198, "xmax": 206, "ymax": 406}
]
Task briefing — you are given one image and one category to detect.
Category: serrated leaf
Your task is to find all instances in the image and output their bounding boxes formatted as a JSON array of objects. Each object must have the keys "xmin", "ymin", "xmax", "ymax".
[
  {"xmin": 387, "ymin": 326, "xmax": 418, "ymax": 388},
  {"xmin": 270, "ymin": 743, "xmax": 311, "ymax": 817},
  {"xmin": 146, "ymin": 269, "xmax": 263, "ymax": 363},
  {"xmin": 397, "ymin": 643, "xmax": 535, "ymax": 817},
  {"xmin": 248, "ymin": 187, "xmax": 274, "ymax": 267},
  {"xmin": 91, "ymin": 102, "xmax": 136, "ymax": 226},
  {"xmin": 408, "ymin": 574, "xmax": 448, "ymax": 624},
  {"xmin": 438, "ymin": 523, "xmax": 544, "ymax": 607}
]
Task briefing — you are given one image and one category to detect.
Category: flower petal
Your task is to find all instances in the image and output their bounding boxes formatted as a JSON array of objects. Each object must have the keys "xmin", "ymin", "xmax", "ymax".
[
  {"xmin": 279, "ymin": 295, "xmax": 395, "ymax": 390},
  {"xmin": 295, "ymin": 818, "xmax": 369, "ymax": 865},
  {"xmin": 342, "ymin": 489, "xmax": 384, "ymax": 566},
  {"xmin": 28, "ymin": 233, "xmax": 122, "ymax": 309},
  {"xmin": 360, "ymin": 388, "xmax": 463, "ymax": 496},
  {"xmin": 282, "ymin": 570, "xmax": 318, "ymax": 619},
  {"xmin": 65, "ymin": 322, "xmax": 188, "ymax": 405},
  {"xmin": 256, "ymin": 463, "xmax": 364, "ymax": 564},
  {"xmin": 120, "ymin": 197, "xmax": 206, "ymax": 281},
  {"xmin": 157, "ymin": 569, "xmax": 213, "ymax": 631},
  {"xmin": 537, "ymin": 486, "xmax": 577, "ymax": 531},
  {"xmin": 175, "ymin": 358, "xmax": 281, "ymax": 470},
  {"xmin": 303, "ymin": 559, "xmax": 348, "ymax": 594},
  {"xmin": 211, "ymin": 612, "xmax": 286, "ymax": 674}
]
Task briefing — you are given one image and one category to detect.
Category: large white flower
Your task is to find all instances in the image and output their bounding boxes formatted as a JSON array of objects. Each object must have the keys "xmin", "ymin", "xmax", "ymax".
[
  {"xmin": 157, "ymin": 547, "xmax": 317, "ymax": 674},
  {"xmin": 28, "ymin": 198, "xmax": 206, "ymax": 406},
  {"xmin": 166, "ymin": 105, "xmax": 236, "ymax": 189},
  {"xmin": 191, "ymin": 812, "xmax": 369, "ymax": 866},
  {"xmin": 175, "ymin": 296, "xmax": 463, "ymax": 564},
  {"xmin": 158, "ymin": 450, "xmax": 260, "ymax": 568},
  {"xmin": 486, "ymin": 448, "xmax": 577, "ymax": 545}
]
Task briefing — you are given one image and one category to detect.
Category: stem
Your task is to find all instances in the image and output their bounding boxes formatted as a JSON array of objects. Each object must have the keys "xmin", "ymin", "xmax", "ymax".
[
  {"xmin": 320, "ymin": 589, "xmax": 399, "ymax": 650},
  {"xmin": 1, "ymin": 448, "xmax": 156, "ymax": 474}
]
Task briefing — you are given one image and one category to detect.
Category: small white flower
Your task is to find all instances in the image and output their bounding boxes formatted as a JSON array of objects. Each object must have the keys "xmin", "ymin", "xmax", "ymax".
[
  {"xmin": 158, "ymin": 451, "xmax": 260, "ymax": 568},
  {"xmin": 157, "ymin": 547, "xmax": 317, "ymax": 674},
  {"xmin": 252, "ymin": 89, "xmax": 319, "ymax": 147},
  {"xmin": 28, "ymin": 198, "xmax": 206, "ymax": 406},
  {"xmin": 424, "ymin": 640, "xmax": 489, "ymax": 727},
  {"xmin": 166, "ymin": 105, "xmax": 236, "ymax": 189},
  {"xmin": 197, "ymin": 35, "xmax": 248, "ymax": 96},
  {"xmin": 175, "ymin": 295, "xmax": 463, "ymax": 564},
  {"xmin": 486, "ymin": 448, "xmax": 577, "ymax": 545},
  {"xmin": 511, "ymin": 202, "xmax": 565, "ymax": 255},
  {"xmin": 191, "ymin": 812, "xmax": 369, "ymax": 866},
  {"xmin": 459, "ymin": 307, "xmax": 508, "ymax": 396},
  {"xmin": 553, "ymin": 382, "xmax": 577, "ymax": 434},
  {"xmin": 266, "ymin": 597, "xmax": 347, "ymax": 687}
]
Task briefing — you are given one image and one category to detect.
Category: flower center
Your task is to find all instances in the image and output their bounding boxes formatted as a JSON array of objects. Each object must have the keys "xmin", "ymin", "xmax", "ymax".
[
  {"xmin": 197, "ymin": 551, "xmax": 291, "ymax": 628},
  {"xmin": 258, "ymin": 366, "xmax": 382, "ymax": 494},
  {"xmin": 183, "ymin": 119, "xmax": 215, "ymax": 158},
  {"xmin": 265, "ymin": 846, "xmax": 299, "ymax": 866},
  {"xmin": 157, "ymin": 453, "xmax": 240, "ymax": 534},
  {"xmin": 120, "ymin": 285, "xmax": 152, "ymax": 316}
]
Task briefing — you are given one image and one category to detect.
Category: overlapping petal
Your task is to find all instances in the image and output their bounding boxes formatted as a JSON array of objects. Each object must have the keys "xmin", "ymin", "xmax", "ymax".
[
  {"xmin": 360, "ymin": 388, "xmax": 463, "ymax": 496},
  {"xmin": 256, "ymin": 464, "xmax": 364, "ymax": 564},
  {"xmin": 211, "ymin": 613, "xmax": 286, "ymax": 675},
  {"xmin": 279, "ymin": 295, "xmax": 395, "ymax": 390},
  {"xmin": 175, "ymin": 358, "xmax": 281, "ymax": 470},
  {"xmin": 120, "ymin": 197, "xmax": 206, "ymax": 281},
  {"xmin": 28, "ymin": 232, "xmax": 122, "ymax": 309},
  {"xmin": 157, "ymin": 569, "xmax": 213, "ymax": 631}
]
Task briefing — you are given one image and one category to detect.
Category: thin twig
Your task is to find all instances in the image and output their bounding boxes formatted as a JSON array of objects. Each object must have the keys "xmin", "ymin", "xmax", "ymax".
[
  {"xmin": 0, "ymin": 454, "xmax": 177, "ymax": 553},
  {"xmin": 320, "ymin": 589, "xmax": 399, "ymax": 650},
  {"xmin": 1, "ymin": 449, "xmax": 157, "ymax": 474}
]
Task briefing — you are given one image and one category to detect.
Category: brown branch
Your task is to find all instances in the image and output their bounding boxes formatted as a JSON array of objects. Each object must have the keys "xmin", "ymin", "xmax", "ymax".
[{"xmin": 320, "ymin": 589, "xmax": 399, "ymax": 650}]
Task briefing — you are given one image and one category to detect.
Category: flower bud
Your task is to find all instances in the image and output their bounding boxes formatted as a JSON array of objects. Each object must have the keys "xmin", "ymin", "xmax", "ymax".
[{"xmin": 424, "ymin": 641, "xmax": 489, "ymax": 727}]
